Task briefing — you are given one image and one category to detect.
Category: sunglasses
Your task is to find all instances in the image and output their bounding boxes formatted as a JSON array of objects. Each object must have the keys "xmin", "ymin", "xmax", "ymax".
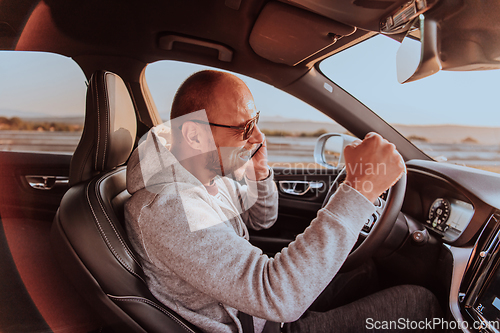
[{"xmin": 188, "ymin": 111, "xmax": 260, "ymax": 141}]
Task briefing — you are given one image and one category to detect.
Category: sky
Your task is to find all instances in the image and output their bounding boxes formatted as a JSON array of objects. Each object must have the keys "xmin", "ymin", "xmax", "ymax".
[
  {"xmin": 320, "ymin": 35, "xmax": 500, "ymax": 127},
  {"xmin": 144, "ymin": 61, "xmax": 337, "ymax": 122},
  {"xmin": 0, "ymin": 51, "xmax": 87, "ymax": 117},
  {"xmin": 1, "ymin": 34, "xmax": 499, "ymax": 126}
]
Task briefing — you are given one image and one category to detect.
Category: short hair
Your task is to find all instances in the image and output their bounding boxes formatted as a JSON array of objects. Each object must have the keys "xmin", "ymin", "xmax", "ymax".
[{"xmin": 170, "ymin": 70, "xmax": 228, "ymax": 121}]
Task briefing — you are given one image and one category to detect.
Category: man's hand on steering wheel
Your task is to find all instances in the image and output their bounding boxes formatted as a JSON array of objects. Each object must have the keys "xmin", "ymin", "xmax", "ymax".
[{"xmin": 343, "ymin": 132, "xmax": 406, "ymax": 204}]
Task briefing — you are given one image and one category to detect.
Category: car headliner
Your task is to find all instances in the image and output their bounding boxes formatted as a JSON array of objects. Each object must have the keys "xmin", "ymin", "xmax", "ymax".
[{"xmin": 0, "ymin": 0, "xmax": 410, "ymax": 88}]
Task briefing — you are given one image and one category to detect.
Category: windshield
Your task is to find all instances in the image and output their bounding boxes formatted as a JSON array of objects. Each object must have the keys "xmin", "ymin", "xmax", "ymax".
[{"xmin": 320, "ymin": 34, "xmax": 500, "ymax": 174}]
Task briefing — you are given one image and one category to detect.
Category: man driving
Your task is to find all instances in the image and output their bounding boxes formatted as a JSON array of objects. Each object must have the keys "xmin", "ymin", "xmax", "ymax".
[{"xmin": 125, "ymin": 70, "xmax": 442, "ymax": 332}]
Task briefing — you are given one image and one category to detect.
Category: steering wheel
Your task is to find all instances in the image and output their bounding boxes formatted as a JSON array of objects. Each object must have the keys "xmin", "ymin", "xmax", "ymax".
[{"xmin": 322, "ymin": 167, "xmax": 407, "ymax": 272}]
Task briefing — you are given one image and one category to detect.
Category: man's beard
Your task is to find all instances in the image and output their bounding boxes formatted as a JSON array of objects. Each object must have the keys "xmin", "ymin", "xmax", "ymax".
[{"xmin": 206, "ymin": 146, "xmax": 250, "ymax": 181}]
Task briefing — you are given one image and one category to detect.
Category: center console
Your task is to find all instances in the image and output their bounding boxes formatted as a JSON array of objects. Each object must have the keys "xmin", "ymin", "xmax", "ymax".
[{"xmin": 461, "ymin": 214, "xmax": 500, "ymax": 332}]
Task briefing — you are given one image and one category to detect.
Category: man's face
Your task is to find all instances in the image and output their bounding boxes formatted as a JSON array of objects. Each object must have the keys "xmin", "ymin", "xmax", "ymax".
[{"xmin": 205, "ymin": 80, "xmax": 264, "ymax": 180}]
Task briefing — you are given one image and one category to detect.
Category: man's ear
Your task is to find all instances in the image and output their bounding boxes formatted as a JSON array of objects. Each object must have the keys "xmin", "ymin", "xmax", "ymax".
[{"xmin": 181, "ymin": 121, "xmax": 203, "ymax": 150}]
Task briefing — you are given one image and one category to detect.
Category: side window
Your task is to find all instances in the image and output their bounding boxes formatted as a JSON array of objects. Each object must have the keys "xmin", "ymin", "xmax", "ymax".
[
  {"xmin": 0, "ymin": 51, "xmax": 86, "ymax": 153},
  {"xmin": 144, "ymin": 60, "xmax": 347, "ymax": 169}
]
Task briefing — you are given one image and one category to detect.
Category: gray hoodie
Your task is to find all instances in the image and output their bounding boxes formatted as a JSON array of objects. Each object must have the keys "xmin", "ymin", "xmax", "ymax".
[{"xmin": 125, "ymin": 124, "xmax": 376, "ymax": 333}]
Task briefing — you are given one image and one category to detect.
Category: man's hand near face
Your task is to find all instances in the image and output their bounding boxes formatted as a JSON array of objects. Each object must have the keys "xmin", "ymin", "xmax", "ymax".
[
  {"xmin": 245, "ymin": 137, "xmax": 270, "ymax": 181},
  {"xmin": 344, "ymin": 132, "xmax": 406, "ymax": 203}
]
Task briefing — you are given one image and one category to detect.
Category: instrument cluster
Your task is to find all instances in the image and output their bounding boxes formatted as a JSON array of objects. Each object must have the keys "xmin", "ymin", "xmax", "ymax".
[{"xmin": 425, "ymin": 197, "xmax": 474, "ymax": 241}]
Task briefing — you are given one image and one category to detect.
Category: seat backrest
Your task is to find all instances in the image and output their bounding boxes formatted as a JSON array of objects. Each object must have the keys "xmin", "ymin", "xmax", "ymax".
[
  {"xmin": 52, "ymin": 71, "xmax": 201, "ymax": 333},
  {"xmin": 69, "ymin": 70, "xmax": 137, "ymax": 186}
]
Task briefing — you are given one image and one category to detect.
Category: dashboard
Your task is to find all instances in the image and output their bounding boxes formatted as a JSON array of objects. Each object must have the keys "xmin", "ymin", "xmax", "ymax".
[
  {"xmin": 405, "ymin": 160, "xmax": 496, "ymax": 247},
  {"xmin": 405, "ymin": 160, "xmax": 500, "ymax": 332}
]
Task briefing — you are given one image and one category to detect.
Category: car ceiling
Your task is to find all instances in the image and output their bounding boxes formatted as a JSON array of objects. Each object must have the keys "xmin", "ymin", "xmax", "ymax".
[{"xmin": 0, "ymin": 0, "xmax": 408, "ymax": 87}]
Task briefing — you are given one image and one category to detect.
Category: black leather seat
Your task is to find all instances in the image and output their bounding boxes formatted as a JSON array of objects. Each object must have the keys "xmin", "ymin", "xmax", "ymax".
[{"xmin": 51, "ymin": 70, "xmax": 201, "ymax": 333}]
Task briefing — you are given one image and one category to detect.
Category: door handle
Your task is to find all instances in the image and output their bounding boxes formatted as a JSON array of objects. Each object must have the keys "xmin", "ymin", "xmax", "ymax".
[
  {"xmin": 25, "ymin": 175, "xmax": 69, "ymax": 190},
  {"xmin": 278, "ymin": 180, "xmax": 324, "ymax": 196}
]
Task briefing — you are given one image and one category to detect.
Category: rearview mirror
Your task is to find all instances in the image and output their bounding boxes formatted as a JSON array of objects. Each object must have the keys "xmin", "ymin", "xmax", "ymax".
[
  {"xmin": 396, "ymin": 0, "xmax": 500, "ymax": 84},
  {"xmin": 314, "ymin": 133, "xmax": 358, "ymax": 169},
  {"xmin": 396, "ymin": 15, "xmax": 441, "ymax": 84}
]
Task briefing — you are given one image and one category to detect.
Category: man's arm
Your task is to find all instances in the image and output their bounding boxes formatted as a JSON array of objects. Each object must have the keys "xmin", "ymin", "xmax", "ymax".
[
  {"xmin": 242, "ymin": 168, "xmax": 278, "ymax": 230},
  {"xmin": 137, "ymin": 181, "xmax": 374, "ymax": 323},
  {"xmin": 218, "ymin": 167, "xmax": 278, "ymax": 231},
  {"xmin": 137, "ymin": 132, "xmax": 404, "ymax": 322},
  {"xmin": 230, "ymin": 138, "xmax": 278, "ymax": 230},
  {"xmin": 243, "ymin": 137, "xmax": 277, "ymax": 230}
]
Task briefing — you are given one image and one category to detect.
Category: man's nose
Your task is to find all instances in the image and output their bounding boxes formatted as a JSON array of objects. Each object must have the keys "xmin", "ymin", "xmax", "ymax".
[{"xmin": 248, "ymin": 124, "xmax": 264, "ymax": 143}]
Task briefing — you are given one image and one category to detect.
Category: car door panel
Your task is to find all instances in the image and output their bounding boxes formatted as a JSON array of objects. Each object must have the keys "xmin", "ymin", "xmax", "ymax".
[
  {"xmin": 0, "ymin": 151, "xmax": 104, "ymax": 333},
  {"xmin": 0, "ymin": 151, "xmax": 71, "ymax": 220}
]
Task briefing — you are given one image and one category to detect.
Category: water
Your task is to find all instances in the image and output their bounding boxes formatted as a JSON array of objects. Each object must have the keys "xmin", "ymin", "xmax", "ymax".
[
  {"xmin": 413, "ymin": 142, "xmax": 500, "ymax": 167},
  {"xmin": 0, "ymin": 131, "xmax": 498, "ymax": 172},
  {"xmin": 0, "ymin": 130, "xmax": 81, "ymax": 153}
]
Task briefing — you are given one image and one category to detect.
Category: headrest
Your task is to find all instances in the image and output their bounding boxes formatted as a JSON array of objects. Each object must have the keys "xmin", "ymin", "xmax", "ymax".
[{"xmin": 69, "ymin": 71, "xmax": 137, "ymax": 187}]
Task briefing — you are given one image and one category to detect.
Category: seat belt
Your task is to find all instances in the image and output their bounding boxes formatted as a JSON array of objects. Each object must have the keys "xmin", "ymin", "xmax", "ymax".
[{"xmin": 238, "ymin": 311, "xmax": 254, "ymax": 333}]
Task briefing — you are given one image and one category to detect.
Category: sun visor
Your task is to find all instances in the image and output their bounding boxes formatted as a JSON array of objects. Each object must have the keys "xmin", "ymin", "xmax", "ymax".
[{"xmin": 249, "ymin": 2, "xmax": 356, "ymax": 66}]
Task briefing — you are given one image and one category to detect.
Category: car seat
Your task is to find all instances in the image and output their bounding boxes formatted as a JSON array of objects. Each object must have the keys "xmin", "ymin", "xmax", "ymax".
[{"xmin": 51, "ymin": 70, "xmax": 201, "ymax": 333}]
